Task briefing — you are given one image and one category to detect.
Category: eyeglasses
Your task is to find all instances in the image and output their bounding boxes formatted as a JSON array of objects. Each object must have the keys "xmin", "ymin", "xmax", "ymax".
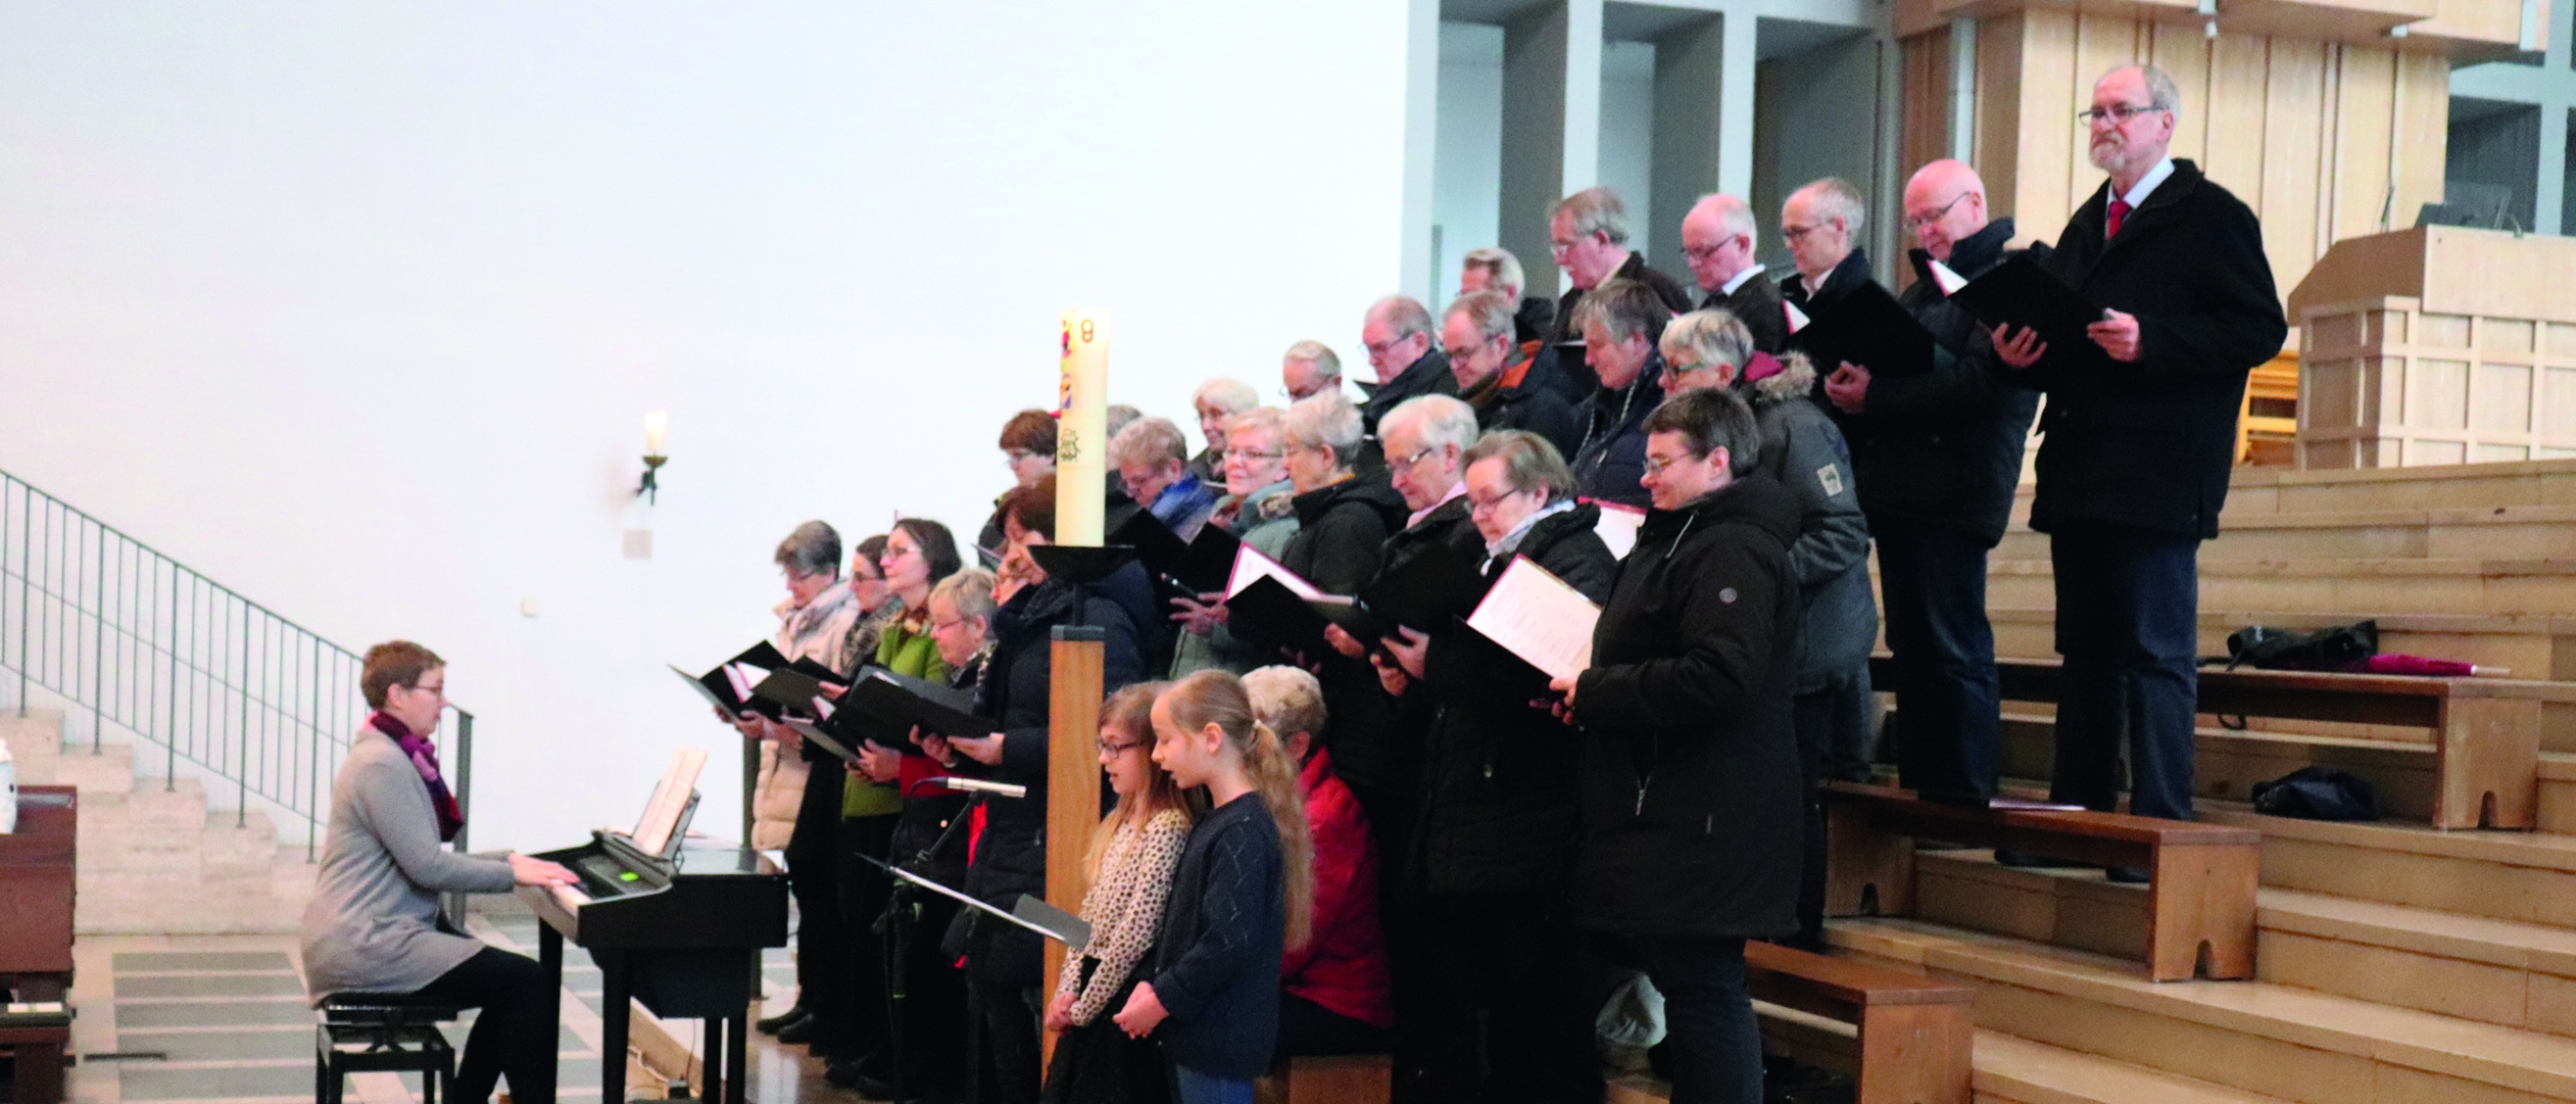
[
  {"xmin": 1392, "ymin": 446, "xmax": 1440, "ymax": 469},
  {"xmin": 1641, "ymin": 452, "xmax": 1705, "ymax": 476},
  {"xmin": 1780, "ymin": 221, "xmax": 1829, "ymax": 244},
  {"xmin": 1466, "ymin": 487, "xmax": 1534, "ymax": 513},
  {"xmin": 1666, "ymin": 357, "xmax": 1724, "ymax": 376},
  {"xmin": 1681, "ymin": 238, "xmax": 1743, "ymax": 263},
  {"xmin": 1003, "ymin": 448, "xmax": 1045, "ymax": 464},
  {"xmin": 1225, "ymin": 447, "xmax": 1285, "ymax": 460},
  {"xmin": 1361, "ymin": 337, "xmax": 1413, "ymax": 358},
  {"xmin": 402, "ymin": 682, "xmax": 447, "ymax": 700},
  {"xmin": 1903, "ymin": 192, "xmax": 1970, "ymax": 233},
  {"xmin": 2077, "ymin": 103, "xmax": 2166, "ymax": 126},
  {"xmin": 1097, "ymin": 738, "xmax": 1147, "ymax": 755},
  {"xmin": 930, "ymin": 616, "xmax": 967, "ymax": 634}
]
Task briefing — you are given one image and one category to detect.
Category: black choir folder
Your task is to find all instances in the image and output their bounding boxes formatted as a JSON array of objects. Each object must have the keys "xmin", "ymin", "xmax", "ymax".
[
  {"xmin": 1112, "ymin": 508, "xmax": 1240, "ymax": 596},
  {"xmin": 1459, "ymin": 556, "xmax": 1601, "ymax": 699},
  {"xmin": 1221, "ymin": 544, "xmax": 1491, "ymax": 656},
  {"xmin": 1789, "ymin": 280, "xmax": 1939, "ymax": 377},
  {"xmin": 670, "ymin": 641, "xmax": 821, "ymax": 720},
  {"xmin": 827, "ymin": 666, "xmax": 995, "ymax": 744},
  {"xmin": 1935, "ymin": 252, "xmax": 2108, "ymax": 355}
]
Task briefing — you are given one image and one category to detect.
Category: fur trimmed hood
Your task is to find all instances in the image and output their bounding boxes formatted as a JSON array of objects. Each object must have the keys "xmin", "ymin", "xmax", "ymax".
[{"xmin": 1741, "ymin": 349, "xmax": 1817, "ymax": 408}]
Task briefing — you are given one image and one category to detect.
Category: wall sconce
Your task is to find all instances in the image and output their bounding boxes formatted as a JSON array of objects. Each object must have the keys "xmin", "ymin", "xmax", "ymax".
[{"xmin": 639, "ymin": 410, "xmax": 669, "ymax": 504}]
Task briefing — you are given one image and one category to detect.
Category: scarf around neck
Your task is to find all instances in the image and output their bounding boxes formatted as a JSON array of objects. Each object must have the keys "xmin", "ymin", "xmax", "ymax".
[{"xmin": 369, "ymin": 710, "xmax": 463, "ymax": 842}]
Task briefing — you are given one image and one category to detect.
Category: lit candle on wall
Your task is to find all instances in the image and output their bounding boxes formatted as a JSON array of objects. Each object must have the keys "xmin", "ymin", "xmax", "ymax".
[
  {"xmin": 1055, "ymin": 311, "xmax": 1107, "ymax": 546},
  {"xmin": 644, "ymin": 410, "xmax": 668, "ymax": 456}
]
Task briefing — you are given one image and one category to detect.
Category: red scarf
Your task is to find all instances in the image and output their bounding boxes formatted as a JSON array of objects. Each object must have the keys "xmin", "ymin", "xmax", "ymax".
[{"xmin": 369, "ymin": 711, "xmax": 464, "ymax": 842}]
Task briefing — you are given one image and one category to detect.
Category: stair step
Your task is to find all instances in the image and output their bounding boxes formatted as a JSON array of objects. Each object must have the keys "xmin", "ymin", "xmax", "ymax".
[
  {"xmin": 1979, "ymin": 607, "xmax": 2576, "ymax": 687},
  {"xmin": 1971, "ymin": 1031, "xmax": 2294, "ymax": 1104},
  {"xmin": 1979, "ymin": 556, "xmax": 2576, "ymax": 618},
  {"xmin": 2200, "ymin": 802, "xmax": 2576, "ymax": 930},
  {"xmin": 1996, "ymin": 504, "xmax": 2576, "ymax": 563},
  {"xmin": 1830, "ymin": 916, "xmax": 2576, "ymax": 1102},
  {"xmin": 2258, "ymin": 887, "xmax": 2576, "ymax": 1037},
  {"xmin": 2011, "ymin": 456, "xmax": 2576, "ymax": 519}
]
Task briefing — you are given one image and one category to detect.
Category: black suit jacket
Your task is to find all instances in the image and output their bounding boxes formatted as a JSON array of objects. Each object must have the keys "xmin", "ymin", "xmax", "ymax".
[
  {"xmin": 1781, "ymin": 249, "xmax": 1875, "ymax": 415},
  {"xmin": 1359, "ymin": 348, "xmax": 1459, "ymax": 435},
  {"xmin": 1702, "ymin": 268, "xmax": 1788, "ymax": 355},
  {"xmin": 2024, "ymin": 160, "xmax": 2286, "ymax": 541}
]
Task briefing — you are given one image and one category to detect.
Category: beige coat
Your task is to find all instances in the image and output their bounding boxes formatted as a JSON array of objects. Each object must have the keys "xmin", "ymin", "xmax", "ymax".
[{"xmin": 749, "ymin": 581, "xmax": 860, "ymax": 850}]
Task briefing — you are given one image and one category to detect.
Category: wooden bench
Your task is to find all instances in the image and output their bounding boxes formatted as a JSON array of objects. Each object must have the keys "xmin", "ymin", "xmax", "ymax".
[
  {"xmin": 1254, "ymin": 1053, "xmax": 1390, "ymax": 1104},
  {"xmin": 1870, "ymin": 654, "xmax": 2551, "ymax": 829},
  {"xmin": 1822, "ymin": 781, "xmax": 2260, "ymax": 982},
  {"xmin": 1745, "ymin": 941, "xmax": 1971, "ymax": 1104}
]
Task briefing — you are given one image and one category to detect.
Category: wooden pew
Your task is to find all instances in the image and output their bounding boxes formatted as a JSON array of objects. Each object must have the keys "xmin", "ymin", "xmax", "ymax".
[
  {"xmin": 1822, "ymin": 781, "xmax": 2260, "ymax": 982},
  {"xmin": 1745, "ymin": 941, "xmax": 1972, "ymax": 1104},
  {"xmin": 1869, "ymin": 654, "xmax": 2552, "ymax": 829},
  {"xmin": 0, "ymin": 786, "xmax": 76, "ymax": 1104},
  {"xmin": 1253, "ymin": 1054, "xmax": 1391, "ymax": 1104}
]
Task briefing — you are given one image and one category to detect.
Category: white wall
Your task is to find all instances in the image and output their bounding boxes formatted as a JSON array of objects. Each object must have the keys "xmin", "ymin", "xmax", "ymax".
[
  {"xmin": 1434, "ymin": 22, "xmax": 1505, "ymax": 303},
  {"xmin": 0, "ymin": 3, "xmax": 1412, "ymax": 850},
  {"xmin": 1598, "ymin": 40, "xmax": 1658, "ymax": 265}
]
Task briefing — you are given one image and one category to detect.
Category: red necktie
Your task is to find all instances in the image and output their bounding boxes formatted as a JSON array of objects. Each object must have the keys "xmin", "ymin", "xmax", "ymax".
[{"xmin": 2107, "ymin": 197, "xmax": 2131, "ymax": 239}]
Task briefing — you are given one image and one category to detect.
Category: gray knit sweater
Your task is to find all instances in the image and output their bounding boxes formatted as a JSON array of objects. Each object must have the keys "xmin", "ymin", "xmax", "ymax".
[{"xmin": 298, "ymin": 727, "xmax": 515, "ymax": 1003}]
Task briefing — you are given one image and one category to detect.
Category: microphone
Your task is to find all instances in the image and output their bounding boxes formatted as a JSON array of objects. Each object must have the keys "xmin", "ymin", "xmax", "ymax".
[{"xmin": 931, "ymin": 777, "xmax": 1028, "ymax": 799}]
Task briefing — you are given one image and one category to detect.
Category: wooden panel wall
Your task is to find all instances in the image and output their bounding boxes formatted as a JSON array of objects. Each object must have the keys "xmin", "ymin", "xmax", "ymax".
[{"xmin": 1894, "ymin": 13, "xmax": 2454, "ymax": 315}]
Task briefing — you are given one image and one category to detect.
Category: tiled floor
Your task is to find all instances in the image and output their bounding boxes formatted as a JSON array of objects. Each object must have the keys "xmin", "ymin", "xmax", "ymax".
[{"xmin": 51, "ymin": 905, "xmax": 859, "ymax": 1104}]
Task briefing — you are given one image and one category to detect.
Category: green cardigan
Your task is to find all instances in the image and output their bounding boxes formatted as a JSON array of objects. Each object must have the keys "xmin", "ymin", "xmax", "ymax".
[{"xmin": 843, "ymin": 611, "xmax": 952, "ymax": 818}]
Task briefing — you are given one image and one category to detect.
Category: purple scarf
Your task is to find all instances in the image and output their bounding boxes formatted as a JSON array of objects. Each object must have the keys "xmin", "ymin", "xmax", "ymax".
[{"xmin": 369, "ymin": 711, "xmax": 463, "ymax": 842}]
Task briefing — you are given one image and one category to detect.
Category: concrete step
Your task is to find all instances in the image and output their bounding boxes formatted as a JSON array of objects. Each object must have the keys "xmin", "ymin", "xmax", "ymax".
[
  {"xmin": 1830, "ymin": 915, "xmax": 2576, "ymax": 1103},
  {"xmin": 1980, "ymin": 556, "xmax": 2576, "ymax": 618},
  {"xmin": 1982, "ymin": 607, "xmax": 2576, "ymax": 684},
  {"xmin": 1, "ymin": 709, "xmax": 139, "ymax": 793},
  {"xmin": 1969, "ymin": 1031, "xmax": 2295, "ymax": 1104},
  {"xmin": 1998, "ymin": 504, "xmax": 2576, "ymax": 563},
  {"xmin": 2257, "ymin": 888, "xmax": 2576, "ymax": 1039}
]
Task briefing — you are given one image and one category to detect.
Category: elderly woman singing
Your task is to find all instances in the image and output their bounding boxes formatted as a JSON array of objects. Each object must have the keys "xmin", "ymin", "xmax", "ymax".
[{"xmin": 299, "ymin": 641, "xmax": 577, "ymax": 1104}]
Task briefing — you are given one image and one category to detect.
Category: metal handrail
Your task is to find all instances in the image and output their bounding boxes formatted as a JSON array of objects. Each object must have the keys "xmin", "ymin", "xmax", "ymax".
[{"xmin": 0, "ymin": 469, "xmax": 473, "ymax": 859}]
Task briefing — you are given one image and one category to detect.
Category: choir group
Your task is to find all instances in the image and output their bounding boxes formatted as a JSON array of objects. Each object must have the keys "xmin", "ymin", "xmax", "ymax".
[{"xmin": 305, "ymin": 62, "xmax": 2290, "ymax": 1104}]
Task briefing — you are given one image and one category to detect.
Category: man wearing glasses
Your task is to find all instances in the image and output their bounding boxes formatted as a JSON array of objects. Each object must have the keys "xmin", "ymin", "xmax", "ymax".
[
  {"xmin": 1989, "ymin": 65, "xmax": 2286, "ymax": 874},
  {"xmin": 1356, "ymin": 295, "xmax": 1461, "ymax": 438},
  {"xmin": 1777, "ymin": 176, "xmax": 1875, "ymax": 325},
  {"xmin": 1678, "ymin": 193, "xmax": 1787, "ymax": 355},
  {"xmin": 1545, "ymin": 185, "xmax": 1696, "ymax": 394},
  {"xmin": 1817, "ymin": 159, "xmax": 2042, "ymax": 810}
]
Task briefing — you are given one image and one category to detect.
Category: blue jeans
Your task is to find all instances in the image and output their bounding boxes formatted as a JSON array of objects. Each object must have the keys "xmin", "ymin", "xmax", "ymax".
[
  {"xmin": 1876, "ymin": 522, "xmax": 2004, "ymax": 801},
  {"xmin": 1171, "ymin": 1065, "xmax": 1254, "ymax": 1104},
  {"xmin": 2048, "ymin": 522, "xmax": 2202, "ymax": 821}
]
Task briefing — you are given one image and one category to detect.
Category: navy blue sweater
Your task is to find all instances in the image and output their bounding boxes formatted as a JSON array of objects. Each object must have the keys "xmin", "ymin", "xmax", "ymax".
[{"xmin": 1146, "ymin": 793, "xmax": 1286, "ymax": 1080}]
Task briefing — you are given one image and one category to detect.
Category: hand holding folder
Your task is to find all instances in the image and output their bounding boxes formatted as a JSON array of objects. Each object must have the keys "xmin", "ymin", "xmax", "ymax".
[
  {"xmin": 1930, "ymin": 253, "xmax": 2109, "ymax": 358},
  {"xmin": 1787, "ymin": 280, "xmax": 1939, "ymax": 377}
]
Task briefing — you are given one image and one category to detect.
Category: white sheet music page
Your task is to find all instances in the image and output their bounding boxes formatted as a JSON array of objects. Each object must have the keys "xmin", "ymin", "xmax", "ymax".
[
  {"xmin": 721, "ymin": 662, "xmax": 761, "ymax": 703},
  {"xmin": 1225, "ymin": 544, "xmax": 1323, "ymax": 600},
  {"xmin": 631, "ymin": 746, "xmax": 708, "ymax": 856},
  {"xmin": 1592, "ymin": 502, "xmax": 1646, "ymax": 560},
  {"xmin": 1465, "ymin": 557, "xmax": 1601, "ymax": 683}
]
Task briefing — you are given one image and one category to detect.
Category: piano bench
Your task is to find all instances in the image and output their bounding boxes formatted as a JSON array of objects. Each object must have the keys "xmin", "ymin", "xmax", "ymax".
[{"xmin": 315, "ymin": 993, "xmax": 462, "ymax": 1104}]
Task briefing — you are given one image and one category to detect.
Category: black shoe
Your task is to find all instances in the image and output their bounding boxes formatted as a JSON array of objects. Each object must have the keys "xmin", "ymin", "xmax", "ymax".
[
  {"xmin": 774, "ymin": 1014, "xmax": 818, "ymax": 1044},
  {"xmin": 824, "ymin": 1059, "xmax": 901, "ymax": 1099},
  {"xmin": 2105, "ymin": 865, "xmax": 2153, "ymax": 885},
  {"xmin": 1993, "ymin": 849, "xmax": 2088, "ymax": 868},
  {"xmin": 755, "ymin": 1006, "xmax": 808, "ymax": 1035}
]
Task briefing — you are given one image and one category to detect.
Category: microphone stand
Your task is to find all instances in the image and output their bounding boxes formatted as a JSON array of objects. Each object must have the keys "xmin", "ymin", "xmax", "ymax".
[{"xmin": 890, "ymin": 777, "xmax": 987, "ymax": 1104}]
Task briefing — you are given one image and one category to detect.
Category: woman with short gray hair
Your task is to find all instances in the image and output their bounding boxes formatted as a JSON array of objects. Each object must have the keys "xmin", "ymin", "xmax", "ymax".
[{"xmin": 1278, "ymin": 394, "xmax": 1408, "ymax": 595}]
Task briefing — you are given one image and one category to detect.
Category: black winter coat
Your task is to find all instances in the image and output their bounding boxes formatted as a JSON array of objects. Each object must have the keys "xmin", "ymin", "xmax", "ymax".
[
  {"xmin": 1843, "ymin": 218, "xmax": 2043, "ymax": 547},
  {"xmin": 2025, "ymin": 160, "xmax": 2287, "ymax": 540},
  {"xmin": 1737, "ymin": 358, "xmax": 1876, "ymax": 693},
  {"xmin": 1359, "ymin": 349, "xmax": 1459, "ymax": 436},
  {"xmin": 967, "ymin": 578, "xmax": 1143, "ymax": 910},
  {"xmin": 1322, "ymin": 495, "xmax": 1480, "ymax": 809},
  {"xmin": 1570, "ymin": 357, "xmax": 1667, "ymax": 510},
  {"xmin": 1414, "ymin": 504, "xmax": 1617, "ymax": 896},
  {"xmin": 1282, "ymin": 477, "xmax": 1411, "ymax": 595},
  {"xmin": 1551, "ymin": 253, "xmax": 1697, "ymax": 394},
  {"xmin": 1701, "ymin": 268, "xmax": 1789, "ymax": 355},
  {"xmin": 1465, "ymin": 352, "xmax": 1582, "ymax": 459},
  {"xmin": 1572, "ymin": 476, "xmax": 1803, "ymax": 938}
]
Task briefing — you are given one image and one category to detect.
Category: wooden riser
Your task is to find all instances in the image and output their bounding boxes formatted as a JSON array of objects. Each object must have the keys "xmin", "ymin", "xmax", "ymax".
[
  {"xmin": 1982, "ymin": 711, "xmax": 2452, "ymax": 823},
  {"xmin": 1609, "ymin": 1028, "xmax": 2296, "ymax": 1104},
  {"xmin": 1995, "ymin": 506, "xmax": 2576, "ymax": 563},
  {"xmin": 2200, "ymin": 806, "xmax": 2576, "ymax": 932},
  {"xmin": 1979, "ymin": 559, "xmax": 2576, "ymax": 619},
  {"xmin": 2258, "ymin": 888, "xmax": 2576, "ymax": 1042},
  {"xmin": 1830, "ymin": 918, "xmax": 2576, "ymax": 1104},
  {"xmin": 2011, "ymin": 457, "xmax": 2576, "ymax": 522},
  {"xmin": 1979, "ymin": 608, "xmax": 2576, "ymax": 685}
]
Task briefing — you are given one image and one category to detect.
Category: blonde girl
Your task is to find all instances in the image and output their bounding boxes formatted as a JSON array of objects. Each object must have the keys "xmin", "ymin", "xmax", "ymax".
[{"xmin": 1114, "ymin": 670, "xmax": 1314, "ymax": 1104}]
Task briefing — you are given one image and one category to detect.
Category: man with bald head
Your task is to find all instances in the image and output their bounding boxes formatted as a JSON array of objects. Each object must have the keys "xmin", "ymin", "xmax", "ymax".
[
  {"xmin": 1679, "ymin": 193, "xmax": 1787, "ymax": 354},
  {"xmin": 1990, "ymin": 65, "xmax": 2285, "ymax": 867},
  {"xmin": 1818, "ymin": 159, "xmax": 2041, "ymax": 806},
  {"xmin": 1357, "ymin": 295, "xmax": 1461, "ymax": 437}
]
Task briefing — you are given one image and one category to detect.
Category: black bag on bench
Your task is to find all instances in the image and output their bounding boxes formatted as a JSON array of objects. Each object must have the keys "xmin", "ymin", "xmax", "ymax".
[{"xmin": 2250, "ymin": 766, "xmax": 2380, "ymax": 822}]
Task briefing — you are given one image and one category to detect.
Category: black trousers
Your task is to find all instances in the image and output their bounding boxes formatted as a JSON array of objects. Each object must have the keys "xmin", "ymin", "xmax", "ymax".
[
  {"xmin": 836, "ymin": 812, "xmax": 899, "ymax": 1060},
  {"xmin": 1276, "ymin": 993, "xmax": 1391, "ymax": 1063},
  {"xmin": 1599, "ymin": 935, "xmax": 1759, "ymax": 1104},
  {"xmin": 2048, "ymin": 522, "xmax": 2202, "ymax": 821},
  {"xmin": 785, "ymin": 761, "xmax": 854, "ymax": 1044},
  {"xmin": 1877, "ymin": 522, "xmax": 2005, "ymax": 801},
  {"xmin": 413, "ymin": 946, "xmax": 557, "ymax": 1104},
  {"xmin": 1413, "ymin": 892, "xmax": 1601, "ymax": 1104}
]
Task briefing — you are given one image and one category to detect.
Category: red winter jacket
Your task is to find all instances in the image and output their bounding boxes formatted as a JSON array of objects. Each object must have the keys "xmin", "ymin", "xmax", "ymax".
[{"xmin": 1281, "ymin": 747, "xmax": 1394, "ymax": 1028}]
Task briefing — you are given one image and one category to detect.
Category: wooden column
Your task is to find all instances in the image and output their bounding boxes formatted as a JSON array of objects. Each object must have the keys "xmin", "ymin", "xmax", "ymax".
[{"xmin": 1042, "ymin": 628, "xmax": 1106, "ymax": 1064}]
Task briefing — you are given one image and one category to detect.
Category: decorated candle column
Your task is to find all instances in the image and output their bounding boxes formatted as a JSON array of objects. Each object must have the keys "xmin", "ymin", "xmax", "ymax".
[{"xmin": 1054, "ymin": 311, "xmax": 1108, "ymax": 546}]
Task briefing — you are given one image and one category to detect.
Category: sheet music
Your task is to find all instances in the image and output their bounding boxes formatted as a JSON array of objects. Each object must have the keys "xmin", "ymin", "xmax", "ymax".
[
  {"xmin": 1593, "ymin": 502, "xmax": 1646, "ymax": 560},
  {"xmin": 721, "ymin": 662, "xmax": 761, "ymax": 703},
  {"xmin": 1927, "ymin": 259, "xmax": 1968, "ymax": 295},
  {"xmin": 1783, "ymin": 300, "xmax": 1811, "ymax": 334},
  {"xmin": 1465, "ymin": 557, "xmax": 1601, "ymax": 683},
  {"xmin": 1226, "ymin": 544, "xmax": 1322, "ymax": 600},
  {"xmin": 631, "ymin": 746, "xmax": 707, "ymax": 856}
]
